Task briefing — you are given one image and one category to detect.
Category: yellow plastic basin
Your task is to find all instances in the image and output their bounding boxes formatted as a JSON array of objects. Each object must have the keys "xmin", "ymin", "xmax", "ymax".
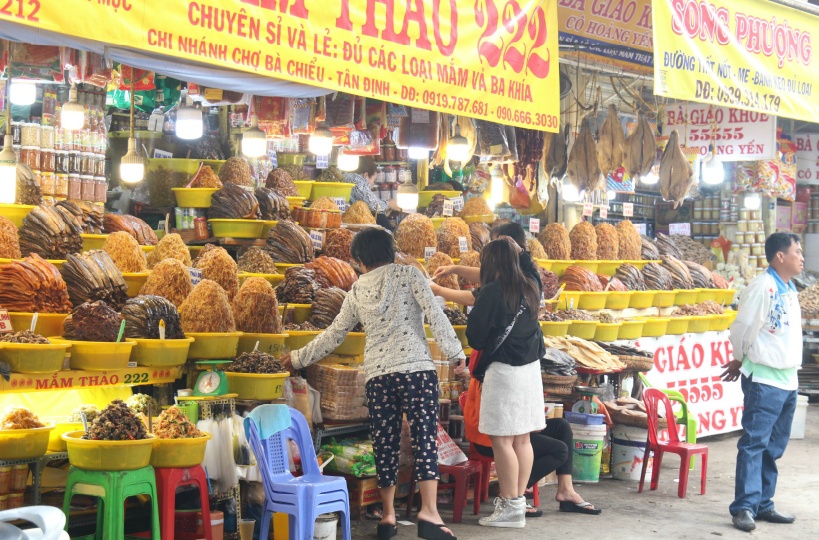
[
  {"xmin": 0, "ymin": 426, "xmax": 54, "ymax": 460},
  {"xmin": 696, "ymin": 288, "xmax": 719, "ymax": 303},
  {"xmin": 617, "ymin": 320, "xmax": 645, "ymax": 340},
  {"xmin": 172, "ymin": 188, "xmax": 219, "ymax": 208},
  {"xmin": 279, "ymin": 304, "xmax": 312, "ymax": 324},
  {"xmin": 637, "ymin": 317, "xmax": 670, "ymax": 337},
  {"xmin": 334, "ymin": 332, "xmax": 366, "ymax": 356},
  {"xmin": 237, "ymin": 333, "xmax": 288, "ymax": 356},
  {"xmin": 624, "ymin": 260, "xmax": 654, "ymax": 270},
  {"xmin": 47, "ymin": 422, "xmax": 83, "ymax": 453},
  {"xmin": 285, "ymin": 331, "xmax": 321, "ymax": 350},
  {"xmin": 63, "ymin": 431, "xmax": 154, "ymax": 471},
  {"xmin": 572, "ymin": 261, "xmax": 599, "ymax": 273},
  {"xmin": 122, "ymin": 272, "xmax": 149, "ymax": 298},
  {"xmin": 261, "ymin": 220, "xmax": 278, "ymax": 237},
  {"xmin": 239, "ymin": 272, "xmax": 285, "ymax": 287},
  {"xmin": 629, "ymin": 291, "xmax": 656, "ymax": 309},
  {"xmin": 605, "ymin": 292, "xmax": 633, "ymax": 310},
  {"xmin": 462, "ymin": 214, "xmax": 494, "ymax": 224},
  {"xmin": 567, "ymin": 321, "xmax": 599, "ymax": 340},
  {"xmin": 424, "ymin": 325, "xmax": 467, "ymax": 348},
  {"xmin": 419, "ymin": 191, "xmax": 460, "ymax": 208},
  {"xmin": 666, "ymin": 316, "xmax": 691, "ymax": 335},
  {"xmin": 0, "ymin": 342, "xmax": 69, "ymax": 373},
  {"xmin": 151, "ymin": 433, "xmax": 212, "ymax": 468},
  {"xmin": 655, "ymin": 290, "xmax": 677, "ymax": 308},
  {"xmin": 0, "ymin": 203, "xmax": 35, "ymax": 227},
  {"xmin": 708, "ymin": 313, "xmax": 731, "ymax": 332},
  {"xmin": 186, "ymin": 332, "xmax": 242, "ymax": 360},
  {"xmin": 550, "ymin": 261, "xmax": 574, "ymax": 276},
  {"xmin": 141, "ymin": 245, "xmax": 155, "ymax": 255},
  {"xmin": 294, "ymin": 180, "xmax": 315, "ymax": 199},
  {"xmin": 716, "ymin": 289, "xmax": 737, "ymax": 305},
  {"xmin": 309, "ymin": 182, "xmax": 354, "ymax": 201},
  {"xmin": 9, "ymin": 312, "xmax": 67, "ymax": 338},
  {"xmin": 674, "ymin": 289, "xmax": 699, "ymax": 306},
  {"xmin": 225, "ymin": 372, "xmax": 289, "ymax": 400},
  {"xmin": 274, "ymin": 263, "xmax": 304, "ymax": 273},
  {"xmin": 287, "ymin": 196, "xmax": 306, "ymax": 209},
  {"xmin": 539, "ymin": 321, "xmax": 570, "ymax": 337},
  {"xmin": 49, "ymin": 338, "xmax": 135, "ymax": 371},
  {"xmin": 688, "ymin": 316, "xmax": 712, "ymax": 333},
  {"xmin": 209, "ymin": 219, "xmax": 266, "ymax": 239},
  {"xmin": 431, "ymin": 217, "xmax": 446, "ymax": 230},
  {"xmin": 126, "ymin": 337, "xmax": 194, "ymax": 367},
  {"xmin": 534, "ymin": 259, "xmax": 553, "ymax": 272},
  {"xmin": 594, "ymin": 322, "xmax": 622, "ymax": 342},
  {"xmin": 81, "ymin": 233, "xmax": 109, "ymax": 252},
  {"xmin": 559, "ymin": 292, "xmax": 581, "ymax": 310},
  {"xmin": 596, "ymin": 261, "xmax": 621, "ymax": 276}
]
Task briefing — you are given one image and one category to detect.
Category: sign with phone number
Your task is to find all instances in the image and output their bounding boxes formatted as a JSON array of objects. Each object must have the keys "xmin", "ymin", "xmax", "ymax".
[
  {"xmin": 0, "ymin": 367, "xmax": 183, "ymax": 394},
  {"xmin": 0, "ymin": 0, "xmax": 560, "ymax": 131},
  {"xmin": 633, "ymin": 330, "xmax": 744, "ymax": 438}
]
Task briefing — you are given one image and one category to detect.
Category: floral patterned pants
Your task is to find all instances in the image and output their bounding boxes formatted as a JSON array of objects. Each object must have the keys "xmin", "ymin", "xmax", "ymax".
[{"xmin": 365, "ymin": 370, "xmax": 440, "ymax": 488}]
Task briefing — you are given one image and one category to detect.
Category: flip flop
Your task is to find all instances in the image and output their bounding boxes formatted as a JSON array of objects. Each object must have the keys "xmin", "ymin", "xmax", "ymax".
[
  {"xmin": 377, "ymin": 523, "xmax": 397, "ymax": 540},
  {"xmin": 418, "ymin": 519, "xmax": 457, "ymax": 540},
  {"xmin": 526, "ymin": 504, "xmax": 544, "ymax": 518},
  {"xmin": 559, "ymin": 501, "xmax": 602, "ymax": 515}
]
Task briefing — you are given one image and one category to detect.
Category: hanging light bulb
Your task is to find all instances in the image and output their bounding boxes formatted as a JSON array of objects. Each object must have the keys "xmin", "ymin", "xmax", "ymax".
[
  {"xmin": 176, "ymin": 91, "xmax": 203, "ymax": 140},
  {"xmin": 61, "ymin": 84, "xmax": 85, "ymax": 131},
  {"xmin": 408, "ymin": 147, "xmax": 430, "ymax": 160},
  {"xmin": 490, "ymin": 164, "xmax": 505, "ymax": 208},
  {"xmin": 9, "ymin": 80, "xmax": 36, "ymax": 106},
  {"xmin": 743, "ymin": 192, "xmax": 761, "ymax": 210},
  {"xmin": 241, "ymin": 114, "xmax": 267, "ymax": 158},
  {"xmin": 701, "ymin": 145, "xmax": 724, "ymax": 185},
  {"xmin": 640, "ymin": 169, "xmax": 660, "ymax": 185},
  {"xmin": 119, "ymin": 69, "xmax": 144, "ymax": 184},
  {"xmin": 337, "ymin": 150, "xmax": 359, "ymax": 172},
  {"xmin": 562, "ymin": 176, "xmax": 580, "ymax": 202},
  {"xmin": 606, "ymin": 189, "xmax": 617, "ymax": 201},
  {"xmin": 396, "ymin": 177, "xmax": 419, "ymax": 211},
  {"xmin": 308, "ymin": 122, "xmax": 333, "ymax": 156},
  {"xmin": 447, "ymin": 124, "xmax": 470, "ymax": 163}
]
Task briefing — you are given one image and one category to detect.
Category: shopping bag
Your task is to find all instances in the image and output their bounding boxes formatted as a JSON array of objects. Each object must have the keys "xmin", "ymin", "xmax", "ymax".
[
  {"xmin": 436, "ymin": 423, "xmax": 468, "ymax": 465},
  {"xmin": 463, "ymin": 381, "xmax": 492, "ymax": 448}
]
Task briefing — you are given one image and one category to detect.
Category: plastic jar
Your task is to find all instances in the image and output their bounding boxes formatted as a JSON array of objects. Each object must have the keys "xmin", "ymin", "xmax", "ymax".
[
  {"xmin": 53, "ymin": 173, "xmax": 68, "ymax": 198},
  {"xmin": 0, "ymin": 467, "xmax": 10, "ymax": 495},
  {"xmin": 740, "ymin": 244, "xmax": 751, "ymax": 258},
  {"xmin": 11, "ymin": 122, "xmax": 22, "ymax": 146},
  {"xmin": 68, "ymin": 151, "xmax": 81, "ymax": 174},
  {"xmin": 735, "ymin": 232, "xmax": 746, "ymax": 244},
  {"xmin": 10, "ymin": 465, "xmax": 28, "ymax": 492},
  {"xmin": 81, "ymin": 152, "xmax": 94, "ymax": 175},
  {"xmin": 739, "ymin": 209, "xmax": 750, "ymax": 220},
  {"xmin": 0, "ymin": 495, "xmax": 8, "ymax": 510},
  {"xmin": 94, "ymin": 176, "xmax": 107, "ymax": 203},
  {"xmin": 21, "ymin": 146, "xmax": 40, "ymax": 170},
  {"xmin": 41, "ymin": 149, "xmax": 55, "ymax": 173},
  {"xmin": 737, "ymin": 221, "xmax": 749, "ymax": 232},
  {"xmin": 54, "ymin": 150, "xmax": 68, "ymax": 174},
  {"xmin": 81, "ymin": 175, "xmax": 95, "ymax": 201},
  {"xmin": 756, "ymin": 231, "xmax": 766, "ymax": 243},
  {"xmin": 40, "ymin": 125, "xmax": 55, "ymax": 149},
  {"xmin": 21, "ymin": 123, "xmax": 41, "ymax": 147},
  {"xmin": 750, "ymin": 210, "xmax": 761, "ymax": 220},
  {"xmin": 7, "ymin": 492, "xmax": 23, "ymax": 509},
  {"xmin": 752, "ymin": 244, "xmax": 765, "ymax": 256},
  {"xmin": 67, "ymin": 173, "xmax": 82, "ymax": 200},
  {"xmin": 38, "ymin": 172, "xmax": 55, "ymax": 197}
]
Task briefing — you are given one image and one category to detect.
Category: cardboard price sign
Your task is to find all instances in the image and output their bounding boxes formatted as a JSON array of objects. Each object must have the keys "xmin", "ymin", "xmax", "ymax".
[
  {"xmin": 582, "ymin": 203, "xmax": 594, "ymax": 217},
  {"xmin": 623, "ymin": 202, "xmax": 634, "ymax": 217},
  {"xmin": 599, "ymin": 206, "xmax": 608, "ymax": 219},
  {"xmin": 442, "ymin": 200, "xmax": 454, "ymax": 217},
  {"xmin": 270, "ymin": 151, "xmax": 278, "ymax": 168},
  {"xmin": 0, "ymin": 309, "xmax": 13, "ymax": 334},
  {"xmin": 451, "ymin": 196, "xmax": 465, "ymax": 212},
  {"xmin": 424, "ymin": 247, "xmax": 437, "ymax": 263},
  {"xmin": 316, "ymin": 154, "xmax": 330, "ymax": 169},
  {"xmin": 669, "ymin": 222, "xmax": 691, "ymax": 236},
  {"xmin": 332, "ymin": 197, "xmax": 348, "ymax": 212},
  {"xmin": 188, "ymin": 267, "xmax": 203, "ymax": 286},
  {"xmin": 310, "ymin": 230, "xmax": 325, "ymax": 250},
  {"xmin": 528, "ymin": 218, "xmax": 540, "ymax": 233},
  {"xmin": 458, "ymin": 237, "xmax": 469, "ymax": 253}
]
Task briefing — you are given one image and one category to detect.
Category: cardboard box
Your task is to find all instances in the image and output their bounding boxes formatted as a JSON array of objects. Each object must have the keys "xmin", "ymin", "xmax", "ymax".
[{"xmin": 339, "ymin": 467, "xmax": 413, "ymax": 507}]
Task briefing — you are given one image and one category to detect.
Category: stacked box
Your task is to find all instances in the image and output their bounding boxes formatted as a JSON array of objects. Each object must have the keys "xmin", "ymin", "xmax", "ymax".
[{"xmin": 306, "ymin": 361, "xmax": 368, "ymax": 421}]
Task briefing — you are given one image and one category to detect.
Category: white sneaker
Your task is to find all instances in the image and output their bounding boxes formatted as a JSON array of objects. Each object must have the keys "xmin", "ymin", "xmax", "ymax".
[{"xmin": 479, "ymin": 497, "xmax": 526, "ymax": 528}]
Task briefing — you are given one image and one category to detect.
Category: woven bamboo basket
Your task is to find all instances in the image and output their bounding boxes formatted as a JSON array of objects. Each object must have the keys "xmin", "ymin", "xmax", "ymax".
[
  {"xmin": 618, "ymin": 355, "xmax": 655, "ymax": 372},
  {"xmin": 541, "ymin": 373, "xmax": 578, "ymax": 386},
  {"xmin": 543, "ymin": 383, "xmax": 575, "ymax": 396},
  {"xmin": 608, "ymin": 408, "xmax": 668, "ymax": 429}
]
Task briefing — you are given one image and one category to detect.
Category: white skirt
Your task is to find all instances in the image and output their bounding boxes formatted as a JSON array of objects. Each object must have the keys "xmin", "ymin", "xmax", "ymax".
[{"xmin": 479, "ymin": 360, "xmax": 545, "ymax": 436}]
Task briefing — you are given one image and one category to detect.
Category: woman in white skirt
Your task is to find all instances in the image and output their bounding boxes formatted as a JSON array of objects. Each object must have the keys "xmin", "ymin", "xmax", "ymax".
[{"xmin": 466, "ymin": 240, "xmax": 545, "ymax": 528}]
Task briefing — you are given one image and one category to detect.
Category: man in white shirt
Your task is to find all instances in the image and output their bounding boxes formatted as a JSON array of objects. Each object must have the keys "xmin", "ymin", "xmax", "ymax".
[{"xmin": 721, "ymin": 232, "xmax": 803, "ymax": 532}]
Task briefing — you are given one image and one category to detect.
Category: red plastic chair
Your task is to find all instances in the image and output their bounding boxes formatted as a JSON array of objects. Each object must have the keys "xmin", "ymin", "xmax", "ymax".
[
  {"xmin": 406, "ymin": 460, "xmax": 483, "ymax": 523},
  {"xmin": 458, "ymin": 392, "xmax": 540, "ymax": 507},
  {"xmin": 638, "ymin": 388, "xmax": 709, "ymax": 498}
]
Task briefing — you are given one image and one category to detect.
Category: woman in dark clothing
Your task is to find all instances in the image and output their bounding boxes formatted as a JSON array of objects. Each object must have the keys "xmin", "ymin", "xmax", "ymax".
[
  {"xmin": 466, "ymin": 240, "xmax": 544, "ymax": 528},
  {"xmin": 473, "ymin": 418, "xmax": 601, "ymax": 515}
]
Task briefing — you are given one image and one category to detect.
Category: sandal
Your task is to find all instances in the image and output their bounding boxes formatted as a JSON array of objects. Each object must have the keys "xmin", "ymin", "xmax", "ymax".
[
  {"xmin": 377, "ymin": 523, "xmax": 398, "ymax": 540},
  {"xmin": 526, "ymin": 503, "xmax": 544, "ymax": 518},
  {"xmin": 418, "ymin": 519, "xmax": 456, "ymax": 540},
  {"xmin": 558, "ymin": 501, "xmax": 602, "ymax": 515}
]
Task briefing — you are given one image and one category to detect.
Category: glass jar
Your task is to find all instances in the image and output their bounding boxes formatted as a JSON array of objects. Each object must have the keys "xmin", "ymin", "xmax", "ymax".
[
  {"xmin": 66, "ymin": 174, "xmax": 80, "ymax": 200},
  {"xmin": 81, "ymin": 175, "xmax": 95, "ymax": 201},
  {"xmin": 53, "ymin": 173, "xmax": 68, "ymax": 198},
  {"xmin": 40, "ymin": 172, "xmax": 55, "ymax": 197},
  {"xmin": 94, "ymin": 176, "xmax": 107, "ymax": 203},
  {"xmin": 40, "ymin": 149, "xmax": 55, "ymax": 173}
]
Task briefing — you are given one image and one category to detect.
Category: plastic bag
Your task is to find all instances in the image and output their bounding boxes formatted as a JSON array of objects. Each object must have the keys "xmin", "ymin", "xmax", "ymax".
[
  {"xmin": 436, "ymin": 423, "xmax": 468, "ymax": 465},
  {"xmin": 290, "ymin": 99, "xmax": 317, "ymax": 135},
  {"xmin": 9, "ymin": 43, "xmax": 63, "ymax": 82},
  {"xmin": 396, "ymin": 108, "xmax": 440, "ymax": 149},
  {"xmin": 324, "ymin": 93, "xmax": 356, "ymax": 131},
  {"xmin": 474, "ymin": 120, "xmax": 509, "ymax": 158},
  {"xmin": 118, "ymin": 66, "xmax": 156, "ymax": 91},
  {"xmin": 69, "ymin": 51, "xmax": 112, "ymax": 87},
  {"xmin": 233, "ymin": 413, "xmax": 252, "ymax": 466},
  {"xmin": 286, "ymin": 377, "xmax": 313, "ymax": 428},
  {"xmin": 509, "ymin": 177, "xmax": 531, "ymax": 209}
]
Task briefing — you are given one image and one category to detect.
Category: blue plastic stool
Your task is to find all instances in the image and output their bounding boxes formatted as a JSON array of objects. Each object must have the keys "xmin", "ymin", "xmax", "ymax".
[
  {"xmin": 63, "ymin": 465, "xmax": 160, "ymax": 539},
  {"xmin": 245, "ymin": 405, "xmax": 351, "ymax": 540}
]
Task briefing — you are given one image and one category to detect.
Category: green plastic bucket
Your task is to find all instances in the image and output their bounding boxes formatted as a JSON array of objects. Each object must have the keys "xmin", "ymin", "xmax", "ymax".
[{"xmin": 571, "ymin": 423, "xmax": 607, "ymax": 483}]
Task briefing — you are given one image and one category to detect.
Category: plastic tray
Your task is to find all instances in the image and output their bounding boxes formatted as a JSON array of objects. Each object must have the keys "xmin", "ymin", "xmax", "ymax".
[
  {"xmin": 122, "ymin": 272, "xmax": 149, "ymax": 298},
  {"xmin": 0, "ymin": 203, "xmax": 35, "ymax": 227},
  {"xmin": 462, "ymin": 214, "xmax": 494, "ymax": 224},
  {"xmin": 287, "ymin": 196, "xmax": 306, "ymax": 209},
  {"xmin": 186, "ymin": 332, "xmax": 242, "ymax": 360},
  {"xmin": 225, "ymin": 372, "xmax": 289, "ymax": 400},
  {"xmin": 261, "ymin": 220, "xmax": 279, "ymax": 238},
  {"xmin": 151, "ymin": 433, "xmax": 211, "ymax": 468},
  {"xmin": 8, "ymin": 312, "xmax": 68, "ymax": 337},
  {"xmin": 636, "ymin": 317, "xmax": 670, "ymax": 337},
  {"xmin": 209, "ymin": 219, "xmax": 266, "ymax": 239},
  {"xmin": 549, "ymin": 261, "xmax": 574, "ymax": 277},
  {"xmin": 334, "ymin": 332, "xmax": 366, "ymax": 356},
  {"xmin": 63, "ymin": 431, "xmax": 154, "ymax": 471},
  {"xmin": 0, "ymin": 426, "xmax": 54, "ymax": 460},
  {"xmin": 293, "ymin": 181, "xmax": 315, "ymax": 199},
  {"xmin": 237, "ymin": 333, "xmax": 288, "ymax": 356},
  {"xmin": 47, "ymin": 422, "xmax": 83, "ymax": 453},
  {"xmin": 534, "ymin": 259, "xmax": 553, "ymax": 272},
  {"xmin": 596, "ymin": 261, "xmax": 622, "ymax": 276},
  {"xmin": 560, "ymin": 292, "xmax": 607, "ymax": 311},
  {"xmin": 572, "ymin": 261, "xmax": 599, "ymax": 273},
  {"xmin": 49, "ymin": 338, "xmax": 135, "ymax": 371},
  {"xmin": 716, "ymin": 289, "xmax": 737, "ymax": 305},
  {"xmin": 309, "ymin": 182, "xmax": 354, "ymax": 201},
  {"xmin": 425, "ymin": 325, "xmax": 468, "ymax": 348},
  {"xmin": 418, "ymin": 190, "xmax": 460, "ymax": 208},
  {"xmin": 0, "ymin": 342, "xmax": 69, "ymax": 373},
  {"xmin": 239, "ymin": 272, "xmax": 285, "ymax": 288},
  {"xmin": 80, "ymin": 233, "xmax": 108, "ymax": 252},
  {"xmin": 172, "ymin": 188, "xmax": 220, "ymax": 208},
  {"xmin": 126, "ymin": 337, "xmax": 194, "ymax": 367}
]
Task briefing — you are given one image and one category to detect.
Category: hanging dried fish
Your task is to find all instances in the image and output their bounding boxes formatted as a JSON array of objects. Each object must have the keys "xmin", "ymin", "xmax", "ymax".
[
  {"xmin": 567, "ymin": 117, "xmax": 602, "ymax": 192},
  {"xmin": 596, "ymin": 104, "xmax": 625, "ymax": 177},
  {"xmin": 544, "ymin": 124, "xmax": 569, "ymax": 180},
  {"xmin": 658, "ymin": 130, "xmax": 694, "ymax": 209},
  {"xmin": 625, "ymin": 110, "xmax": 656, "ymax": 180}
]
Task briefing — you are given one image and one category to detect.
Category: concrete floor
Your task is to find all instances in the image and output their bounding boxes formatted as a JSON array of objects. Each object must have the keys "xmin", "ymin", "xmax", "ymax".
[{"xmin": 351, "ymin": 405, "xmax": 818, "ymax": 540}]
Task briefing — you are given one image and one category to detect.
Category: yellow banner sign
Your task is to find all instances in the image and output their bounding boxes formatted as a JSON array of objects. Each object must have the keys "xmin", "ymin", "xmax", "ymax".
[
  {"xmin": 653, "ymin": 0, "xmax": 817, "ymax": 121},
  {"xmin": 558, "ymin": 0, "xmax": 654, "ymax": 74},
  {"xmin": 0, "ymin": 0, "xmax": 560, "ymax": 131}
]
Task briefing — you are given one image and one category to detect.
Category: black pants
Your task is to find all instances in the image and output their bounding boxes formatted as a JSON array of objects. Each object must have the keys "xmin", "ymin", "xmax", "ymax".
[
  {"xmin": 365, "ymin": 370, "xmax": 440, "ymax": 488},
  {"xmin": 475, "ymin": 418, "xmax": 573, "ymax": 488}
]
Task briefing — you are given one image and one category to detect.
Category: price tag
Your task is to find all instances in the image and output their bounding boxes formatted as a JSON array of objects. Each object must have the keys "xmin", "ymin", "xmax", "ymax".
[
  {"xmin": 582, "ymin": 203, "xmax": 594, "ymax": 217},
  {"xmin": 316, "ymin": 154, "xmax": 329, "ymax": 169},
  {"xmin": 188, "ymin": 267, "xmax": 203, "ymax": 286},
  {"xmin": 635, "ymin": 223, "xmax": 647, "ymax": 235},
  {"xmin": 270, "ymin": 152, "xmax": 278, "ymax": 167},
  {"xmin": 332, "ymin": 197, "xmax": 347, "ymax": 212},
  {"xmin": 599, "ymin": 206, "xmax": 608, "ymax": 219},
  {"xmin": 424, "ymin": 246, "xmax": 437, "ymax": 263},
  {"xmin": 623, "ymin": 202, "xmax": 634, "ymax": 217},
  {"xmin": 203, "ymin": 88, "xmax": 224, "ymax": 101},
  {"xmin": 458, "ymin": 236, "xmax": 469, "ymax": 253},
  {"xmin": 529, "ymin": 218, "xmax": 540, "ymax": 234},
  {"xmin": 411, "ymin": 108, "xmax": 430, "ymax": 124},
  {"xmin": 153, "ymin": 149, "xmax": 173, "ymax": 159},
  {"xmin": 669, "ymin": 222, "xmax": 691, "ymax": 236},
  {"xmin": 451, "ymin": 196, "xmax": 464, "ymax": 212},
  {"xmin": 442, "ymin": 200, "xmax": 454, "ymax": 217},
  {"xmin": 0, "ymin": 309, "xmax": 13, "ymax": 334},
  {"xmin": 310, "ymin": 229, "xmax": 325, "ymax": 250},
  {"xmin": 148, "ymin": 112, "xmax": 164, "ymax": 132}
]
